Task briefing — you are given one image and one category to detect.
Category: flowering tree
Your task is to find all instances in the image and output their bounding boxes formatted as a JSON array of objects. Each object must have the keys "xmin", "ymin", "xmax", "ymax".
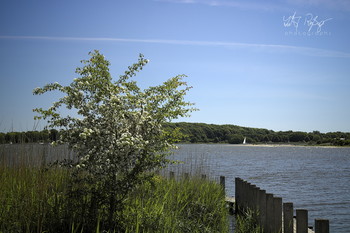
[{"xmin": 33, "ymin": 50, "xmax": 195, "ymax": 230}]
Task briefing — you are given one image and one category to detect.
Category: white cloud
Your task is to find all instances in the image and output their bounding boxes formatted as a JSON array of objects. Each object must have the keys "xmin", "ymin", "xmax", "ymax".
[
  {"xmin": 1, "ymin": 35, "xmax": 349, "ymax": 58},
  {"xmin": 155, "ymin": 0, "xmax": 288, "ymax": 11},
  {"xmin": 156, "ymin": 0, "xmax": 350, "ymax": 12},
  {"xmin": 286, "ymin": 0, "xmax": 350, "ymax": 11}
]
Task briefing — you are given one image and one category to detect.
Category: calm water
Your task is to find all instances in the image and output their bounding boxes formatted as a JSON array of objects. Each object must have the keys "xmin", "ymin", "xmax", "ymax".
[
  {"xmin": 166, "ymin": 144, "xmax": 350, "ymax": 233},
  {"xmin": 1, "ymin": 143, "xmax": 349, "ymax": 232}
]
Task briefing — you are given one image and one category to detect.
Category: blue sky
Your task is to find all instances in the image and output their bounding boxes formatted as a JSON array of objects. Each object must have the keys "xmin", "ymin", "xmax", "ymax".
[{"xmin": 0, "ymin": 0, "xmax": 349, "ymax": 133}]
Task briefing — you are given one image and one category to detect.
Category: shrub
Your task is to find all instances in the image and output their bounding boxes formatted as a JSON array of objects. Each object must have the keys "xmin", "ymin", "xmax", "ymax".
[{"xmin": 33, "ymin": 50, "xmax": 196, "ymax": 231}]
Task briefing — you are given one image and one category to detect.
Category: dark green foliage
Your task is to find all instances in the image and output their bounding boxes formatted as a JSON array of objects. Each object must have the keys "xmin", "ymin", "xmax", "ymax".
[
  {"xmin": 289, "ymin": 131, "xmax": 308, "ymax": 142},
  {"xmin": 228, "ymin": 134, "xmax": 244, "ymax": 144},
  {"xmin": 2, "ymin": 123, "xmax": 350, "ymax": 146},
  {"xmin": 0, "ymin": 130, "xmax": 61, "ymax": 144},
  {"xmin": 163, "ymin": 122, "xmax": 350, "ymax": 146}
]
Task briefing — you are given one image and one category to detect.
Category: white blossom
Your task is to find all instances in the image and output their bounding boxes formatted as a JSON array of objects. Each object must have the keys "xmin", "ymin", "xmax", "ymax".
[{"xmin": 33, "ymin": 50, "xmax": 196, "ymax": 214}]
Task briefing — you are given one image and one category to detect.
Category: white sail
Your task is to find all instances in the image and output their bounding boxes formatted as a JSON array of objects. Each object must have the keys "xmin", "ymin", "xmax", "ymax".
[{"xmin": 243, "ymin": 137, "xmax": 246, "ymax": 144}]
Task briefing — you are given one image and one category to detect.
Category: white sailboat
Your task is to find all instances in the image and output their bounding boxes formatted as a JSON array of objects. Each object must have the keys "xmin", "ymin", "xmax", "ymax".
[{"xmin": 243, "ymin": 137, "xmax": 246, "ymax": 144}]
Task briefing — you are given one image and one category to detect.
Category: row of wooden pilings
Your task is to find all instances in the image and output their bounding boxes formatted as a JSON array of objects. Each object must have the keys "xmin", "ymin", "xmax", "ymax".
[
  {"xmin": 166, "ymin": 172, "xmax": 330, "ymax": 233},
  {"xmin": 235, "ymin": 177, "xmax": 330, "ymax": 233}
]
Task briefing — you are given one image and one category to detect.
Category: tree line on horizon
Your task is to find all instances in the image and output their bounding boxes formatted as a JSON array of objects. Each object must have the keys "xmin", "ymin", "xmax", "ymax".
[
  {"xmin": 164, "ymin": 122, "xmax": 350, "ymax": 146},
  {"xmin": 0, "ymin": 129, "xmax": 59, "ymax": 144},
  {"xmin": 1, "ymin": 122, "xmax": 350, "ymax": 146}
]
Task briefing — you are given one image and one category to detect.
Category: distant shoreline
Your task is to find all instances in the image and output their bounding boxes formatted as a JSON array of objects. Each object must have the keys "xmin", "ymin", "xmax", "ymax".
[
  {"xmin": 177, "ymin": 142, "xmax": 349, "ymax": 148},
  {"xmin": 223, "ymin": 143, "xmax": 344, "ymax": 148}
]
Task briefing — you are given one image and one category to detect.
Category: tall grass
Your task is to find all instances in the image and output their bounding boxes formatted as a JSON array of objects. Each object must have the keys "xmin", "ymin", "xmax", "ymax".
[
  {"xmin": 161, "ymin": 145, "xmax": 216, "ymax": 181},
  {"xmin": 123, "ymin": 176, "xmax": 228, "ymax": 233},
  {"xmin": 0, "ymin": 166, "xmax": 70, "ymax": 232},
  {"xmin": 0, "ymin": 143, "xmax": 75, "ymax": 167},
  {"xmin": 0, "ymin": 164, "xmax": 228, "ymax": 232},
  {"xmin": 0, "ymin": 144, "xmax": 231, "ymax": 232},
  {"xmin": 235, "ymin": 209, "xmax": 261, "ymax": 233}
]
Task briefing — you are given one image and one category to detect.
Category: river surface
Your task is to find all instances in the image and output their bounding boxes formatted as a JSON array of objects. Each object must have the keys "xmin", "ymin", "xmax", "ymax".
[{"xmin": 165, "ymin": 144, "xmax": 350, "ymax": 233}]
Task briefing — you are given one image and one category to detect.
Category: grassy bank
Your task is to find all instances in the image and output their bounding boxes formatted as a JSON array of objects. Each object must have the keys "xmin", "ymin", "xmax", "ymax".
[{"xmin": 0, "ymin": 165, "xmax": 228, "ymax": 232}]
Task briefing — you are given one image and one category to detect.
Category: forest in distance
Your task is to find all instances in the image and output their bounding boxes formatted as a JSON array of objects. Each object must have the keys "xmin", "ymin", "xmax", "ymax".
[
  {"xmin": 1, "ymin": 122, "xmax": 350, "ymax": 146},
  {"xmin": 166, "ymin": 122, "xmax": 350, "ymax": 146}
]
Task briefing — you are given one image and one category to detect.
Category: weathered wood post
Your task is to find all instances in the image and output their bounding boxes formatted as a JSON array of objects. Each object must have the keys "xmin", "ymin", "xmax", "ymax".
[
  {"xmin": 241, "ymin": 180, "xmax": 248, "ymax": 212},
  {"xmin": 238, "ymin": 179, "xmax": 243, "ymax": 212},
  {"xmin": 266, "ymin": 193, "xmax": 274, "ymax": 233},
  {"xmin": 252, "ymin": 186, "xmax": 259, "ymax": 212},
  {"xmin": 242, "ymin": 181, "xmax": 248, "ymax": 211},
  {"xmin": 251, "ymin": 185, "xmax": 259, "ymax": 226},
  {"xmin": 296, "ymin": 209, "xmax": 308, "ymax": 233},
  {"xmin": 245, "ymin": 181, "xmax": 251, "ymax": 211},
  {"xmin": 273, "ymin": 197, "xmax": 282, "ymax": 233},
  {"xmin": 258, "ymin": 189, "xmax": 267, "ymax": 232},
  {"xmin": 283, "ymin": 203, "xmax": 294, "ymax": 233},
  {"xmin": 248, "ymin": 184, "xmax": 255, "ymax": 210},
  {"xmin": 235, "ymin": 177, "xmax": 242, "ymax": 214},
  {"xmin": 315, "ymin": 219, "xmax": 329, "ymax": 233},
  {"xmin": 220, "ymin": 175, "xmax": 225, "ymax": 192}
]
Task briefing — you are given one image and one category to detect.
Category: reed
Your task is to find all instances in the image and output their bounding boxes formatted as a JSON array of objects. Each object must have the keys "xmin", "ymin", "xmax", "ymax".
[
  {"xmin": 123, "ymin": 175, "xmax": 228, "ymax": 233},
  {"xmin": 235, "ymin": 209, "xmax": 261, "ymax": 233},
  {"xmin": 0, "ymin": 165, "xmax": 228, "ymax": 232},
  {"xmin": 0, "ymin": 143, "xmax": 75, "ymax": 168},
  {"xmin": 0, "ymin": 165, "xmax": 70, "ymax": 232},
  {"xmin": 0, "ymin": 144, "xmax": 229, "ymax": 232}
]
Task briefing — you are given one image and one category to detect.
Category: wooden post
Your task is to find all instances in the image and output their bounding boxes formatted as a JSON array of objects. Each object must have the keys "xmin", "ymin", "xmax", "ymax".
[
  {"xmin": 258, "ymin": 189, "xmax": 267, "ymax": 232},
  {"xmin": 220, "ymin": 176, "xmax": 225, "ymax": 192},
  {"xmin": 242, "ymin": 180, "xmax": 248, "ymax": 212},
  {"xmin": 273, "ymin": 197, "xmax": 282, "ymax": 233},
  {"xmin": 283, "ymin": 203, "xmax": 294, "ymax": 233},
  {"xmin": 249, "ymin": 186, "xmax": 259, "ymax": 226},
  {"xmin": 315, "ymin": 219, "xmax": 329, "ymax": 233},
  {"xmin": 266, "ymin": 193, "xmax": 274, "ymax": 233},
  {"xmin": 245, "ymin": 181, "xmax": 250, "ymax": 211},
  {"xmin": 235, "ymin": 177, "xmax": 242, "ymax": 214},
  {"xmin": 242, "ymin": 181, "xmax": 246, "ymax": 210},
  {"xmin": 296, "ymin": 209, "xmax": 308, "ymax": 233},
  {"xmin": 252, "ymin": 186, "xmax": 259, "ymax": 212},
  {"xmin": 248, "ymin": 183, "xmax": 255, "ymax": 210}
]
